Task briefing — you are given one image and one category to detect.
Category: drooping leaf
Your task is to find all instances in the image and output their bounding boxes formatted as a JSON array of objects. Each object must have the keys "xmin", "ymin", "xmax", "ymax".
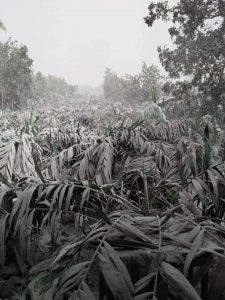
[
  {"xmin": 183, "ymin": 229, "xmax": 204, "ymax": 277},
  {"xmin": 98, "ymin": 241, "xmax": 134, "ymax": 300},
  {"xmin": 159, "ymin": 261, "xmax": 201, "ymax": 300}
]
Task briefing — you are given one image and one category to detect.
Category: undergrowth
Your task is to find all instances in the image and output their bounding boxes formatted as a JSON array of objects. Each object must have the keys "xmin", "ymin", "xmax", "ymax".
[{"xmin": 0, "ymin": 99, "xmax": 225, "ymax": 299}]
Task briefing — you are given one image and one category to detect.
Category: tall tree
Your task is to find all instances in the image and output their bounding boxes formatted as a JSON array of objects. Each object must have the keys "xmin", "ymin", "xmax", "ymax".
[
  {"xmin": 144, "ymin": 0, "xmax": 225, "ymax": 113},
  {"xmin": 103, "ymin": 68, "xmax": 124, "ymax": 101},
  {"xmin": 139, "ymin": 62, "xmax": 162, "ymax": 103},
  {"xmin": 122, "ymin": 73, "xmax": 142, "ymax": 103},
  {"xmin": 0, "ymin": 39, "xmax": 33, "ymax": 109},
  {"xmin": 122, "ymin": 63, "xmax": 162, "ymax": 104}
]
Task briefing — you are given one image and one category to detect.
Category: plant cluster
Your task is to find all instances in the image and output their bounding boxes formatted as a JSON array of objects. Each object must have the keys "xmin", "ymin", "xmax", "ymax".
[{"xmin": 0, "ymin": 99, "xmax": 225, "ymax": 299}]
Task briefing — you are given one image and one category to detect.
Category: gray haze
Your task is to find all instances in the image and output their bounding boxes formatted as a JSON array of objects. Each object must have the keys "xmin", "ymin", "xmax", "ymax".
[{"xmin": 0, "ymin": 0, "xmax": 174, "ymax": 86}]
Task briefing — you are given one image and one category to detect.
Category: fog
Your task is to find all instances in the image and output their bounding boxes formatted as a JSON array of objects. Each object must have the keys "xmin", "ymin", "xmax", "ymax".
[{"xmin": 0, "ymin": 0, "xmax": 173, "ymax": 86}]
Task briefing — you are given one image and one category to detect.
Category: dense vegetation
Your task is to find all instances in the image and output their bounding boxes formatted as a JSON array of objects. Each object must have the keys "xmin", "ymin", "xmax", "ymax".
[
  {"xmin": 145, "ymin": 0, "xmax": 225, "ymax": 117},
  {"xmin": 0, "ymin": 0, "xmax": 225, "ymax": 299},
  {"xmin": 0, "ymin": 98, "xmax": 224, "ymax": 299},
  {"xmin": 0, "ymin": 39, "xmax": 79, "ymax": 110}
]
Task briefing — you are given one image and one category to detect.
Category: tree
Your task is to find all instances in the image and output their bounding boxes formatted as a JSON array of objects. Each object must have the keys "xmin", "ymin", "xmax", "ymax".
[
  {"xmin": 122, "ymin": 62, "xmax": 162, "ymax": 104},
  {"xmin": 45, "ymin": 75, "xmax": 77, "ymax": 98},
  {"xmin": 103, "ymin": 68, "xmax": 124, "ymax": 101},
  {"xmin": 144, "ymin": 0, "xmax": 225, "ymax": 113},
  {"xmin": 0, "ymin": 39, "xmax": 33, "ymax": 109},
  {"xmin": 103, "ymin": 64, "xmax": 162, "ymax": 104},
  {"xmin": 122, "ymin": 74, "xmax": 142, "ymax": 103},
  {"xmin": 31, "ymin": 72, "xmax": 78, "ymax": 106},
  {"xmin": 31, "ymin": 71, "xmax": 47, "ymax": 102},
  {"xmin": 139, "ymin": 62, "xmax": 162, "ymax": 103}
]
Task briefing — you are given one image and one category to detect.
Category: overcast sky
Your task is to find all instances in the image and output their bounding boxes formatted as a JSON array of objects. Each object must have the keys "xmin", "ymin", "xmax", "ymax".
[{"xmin": 0, "ymin": 0, "xmax": 174, "ymax": 86}]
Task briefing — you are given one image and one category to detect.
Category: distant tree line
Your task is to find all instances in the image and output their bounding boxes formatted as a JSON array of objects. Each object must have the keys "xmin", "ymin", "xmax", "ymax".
[
  {"xmin": 32, "ymin": 72, "xmax": 78, "ymax": 105},
  {"xmin": 0, "ymin": 38, "xmax": 78, "ymax": 109},
  {"xmin": 103, "ymin": 62, "xmax": 163, "ymax": 104}
]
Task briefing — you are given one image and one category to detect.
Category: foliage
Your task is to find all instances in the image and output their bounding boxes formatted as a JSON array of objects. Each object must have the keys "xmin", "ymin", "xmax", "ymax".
[
  {"xmin": 31, "ymin": 72, "xmax": 78, "ymax": 107},
  {"xmin": 0, "ymin": 38, "xmax": 78, "ymax": 110},
  {"xmin": 2, "ymin": 3, "xmax": 225, "ymax": 298},
  {"xmin": 22, "ymin": 213, "xmax": 225, "ymax": 300},
  {"xmin": 144, "ymin": 0, "xmax": 225, "ymax": 114},
  {"xmin": 103, "ymin": 68, "xmax": 124, "ymax": 101},
  {"xmin": 103, "ymin": 62, "xmax": 163, "ymax": 104},
  {"xmin": 0, "ymin": 98, "xmax": 225, "ymax": 298},
  {"xmin": 0, "ymin": 39, "xmax": 33, "ymax": 109}
]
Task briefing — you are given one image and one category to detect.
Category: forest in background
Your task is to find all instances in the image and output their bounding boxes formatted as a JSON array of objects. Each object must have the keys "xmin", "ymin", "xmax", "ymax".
[{"xmin": 0, "ymin": 1, "xmax": 225, "ymax": 299}]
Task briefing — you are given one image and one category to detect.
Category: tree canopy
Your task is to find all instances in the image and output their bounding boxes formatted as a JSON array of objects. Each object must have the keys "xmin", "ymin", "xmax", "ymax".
[
  {"xmin": 103, "ymin": 63, "xmax": 162, "ymax": 104},
  {"xmin": 0, "ymin": 38, "xmax": 78, "ymax": 109},
  {"xmin": 0, "ymin": 39, "xmax": 33, "ymax": 109},
  {"xmin": 144, "ymin": 0, "xmax": 225, "ymax": 113},
  {"xmin": 32, "ymin": 72, "xmax": 78, "ymax": 104}
]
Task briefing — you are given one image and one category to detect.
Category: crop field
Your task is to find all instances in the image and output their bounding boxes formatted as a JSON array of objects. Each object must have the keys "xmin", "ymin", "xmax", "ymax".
[
  {"xmin": 0, "ymin": 98, "xmax": 224, "ymax": 299},
  {"xmin": 1, "ymin": 0, "xmax": 225, "ymax": 299}
]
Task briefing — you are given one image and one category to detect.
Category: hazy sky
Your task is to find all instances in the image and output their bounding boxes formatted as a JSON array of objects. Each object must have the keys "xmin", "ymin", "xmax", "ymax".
[{"xmin": 0, "ymin": 0, "xmax": 173, "ymax": 86}]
